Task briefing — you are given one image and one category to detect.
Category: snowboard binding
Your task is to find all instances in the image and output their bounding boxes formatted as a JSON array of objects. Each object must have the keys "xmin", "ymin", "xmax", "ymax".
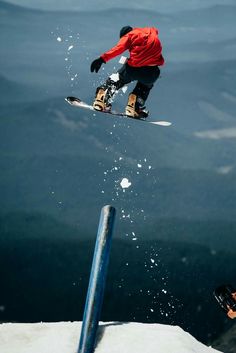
[
  {"xmin": 93, "ymin": 88, "xmax": 111, "ymax": 111},
  {"xmin": 93, "ymin": 79, "xmax": 119, "ymax": 112},
  {"xmin": 125, "ymin": 93, "xmax": 149, "ymax": 119}
]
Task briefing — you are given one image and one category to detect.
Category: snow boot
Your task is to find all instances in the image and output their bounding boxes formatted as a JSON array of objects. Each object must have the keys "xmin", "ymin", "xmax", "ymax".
[
  {"xmin": 93, "ymin": 88, "xmax": 111, "ymax": 111},
  {"xmin": 125, "ymin": 93, "xmax": 149, "ymax": 119}
]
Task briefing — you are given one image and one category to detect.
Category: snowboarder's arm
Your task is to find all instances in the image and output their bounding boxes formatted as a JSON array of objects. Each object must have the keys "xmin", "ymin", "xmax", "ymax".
[{"xmin": 101, "ymin": 35, "xmax": 130, "ymax": 63}]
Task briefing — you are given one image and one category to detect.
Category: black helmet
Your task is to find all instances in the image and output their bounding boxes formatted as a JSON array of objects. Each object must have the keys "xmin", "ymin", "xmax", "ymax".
[{"xmin": 120, "ymin": 26, "xmax": 133, "ymax": 38}]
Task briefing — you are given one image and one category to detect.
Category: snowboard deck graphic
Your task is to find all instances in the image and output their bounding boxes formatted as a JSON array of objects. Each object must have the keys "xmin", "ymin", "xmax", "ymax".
[{"xmin": 65, "ymin": 96, "xmax": 172, "ymax": 127}]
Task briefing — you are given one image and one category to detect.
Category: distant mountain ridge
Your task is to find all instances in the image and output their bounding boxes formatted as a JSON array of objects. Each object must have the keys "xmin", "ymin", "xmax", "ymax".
[
  {"xmin": 1, "ymin": 0, "xmax": 236, "ymax": 19},
  {"xmin": 0, "ymin": 74, "xmax": 46, "ymax": 103},
  {"xmin": 0, "ymin": 0, "xmax": 42, "ymax": 13},
  {"xmin": 2, "ymin": 0, "xmax": 236, "ymax": 13}
]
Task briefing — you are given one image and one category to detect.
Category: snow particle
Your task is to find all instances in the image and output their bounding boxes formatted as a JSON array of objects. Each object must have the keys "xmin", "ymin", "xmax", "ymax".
[
  {"xmin": 109, "ymin": 73, "xmax": 120, "ymax": 82},
  {"xmin": 120, "ymin": 178, "xmax": 132, "ymax": 189}
]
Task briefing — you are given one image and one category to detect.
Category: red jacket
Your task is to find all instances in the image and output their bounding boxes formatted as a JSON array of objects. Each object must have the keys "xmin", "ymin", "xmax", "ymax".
[{"xmin": 101, "ymin": 27, "xmax": 164, "ymax": 67}]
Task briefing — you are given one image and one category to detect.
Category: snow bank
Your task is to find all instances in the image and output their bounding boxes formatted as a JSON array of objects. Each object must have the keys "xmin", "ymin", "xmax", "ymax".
[{"xmin": 0, "ymin": 321, "xmax": 221, "ymax": 353}]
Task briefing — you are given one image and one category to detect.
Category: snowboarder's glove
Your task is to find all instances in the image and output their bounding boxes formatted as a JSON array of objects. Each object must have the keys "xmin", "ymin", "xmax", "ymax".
[{"xmin": 90, "ymin": 57, "xmax": 105, "ymax": 73}]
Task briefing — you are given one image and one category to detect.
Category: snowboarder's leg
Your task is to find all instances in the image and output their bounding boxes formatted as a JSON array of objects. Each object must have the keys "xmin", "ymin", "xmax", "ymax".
[
  {"xmin": 124, "ymin": 65, "xmax": 160, "ymax": 118},
  {"xmin": 125, "ymin": 82, "xmax": 153, "ymax": 118},
  {"xmin": 93, "ymin": 68, "xmax": 129, "ymax": 111}
]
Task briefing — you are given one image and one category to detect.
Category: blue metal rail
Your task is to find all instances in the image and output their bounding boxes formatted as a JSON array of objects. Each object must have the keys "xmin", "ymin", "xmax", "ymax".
[{"xmin": 78, "ymin": 205, "xmax": 116, "ymax": 353}]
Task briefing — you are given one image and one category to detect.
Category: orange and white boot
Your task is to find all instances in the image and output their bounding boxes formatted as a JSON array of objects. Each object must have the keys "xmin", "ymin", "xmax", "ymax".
[
  {"xmin": 92, "ymin": 88, "xmax": 108, "ymax": 111},
  {"xmin": 125, "ymin": 93, "xmax": 149, "ymax": 119}
]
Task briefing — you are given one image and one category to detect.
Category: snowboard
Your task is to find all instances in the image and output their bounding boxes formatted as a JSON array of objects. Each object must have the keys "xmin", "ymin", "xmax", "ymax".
[{"xmin": 65, "ymin": 96, "xmax": 172, "ymax": 127}]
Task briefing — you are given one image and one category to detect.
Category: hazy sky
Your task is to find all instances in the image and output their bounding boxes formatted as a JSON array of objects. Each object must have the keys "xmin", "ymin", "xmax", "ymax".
[{"xmin": 4, "ymin": 0, "xmax": 236, "ymax": 12}]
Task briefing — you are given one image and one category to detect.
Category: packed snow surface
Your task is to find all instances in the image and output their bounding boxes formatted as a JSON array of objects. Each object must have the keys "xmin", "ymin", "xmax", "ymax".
[{"xmin": 0, "ymin": 321, "xmax": 222, "ymax": 353}]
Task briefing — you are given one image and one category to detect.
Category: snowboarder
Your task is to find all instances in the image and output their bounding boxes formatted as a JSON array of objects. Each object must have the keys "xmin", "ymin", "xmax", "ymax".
[
  {"xmin": 214, "ymin": 284, "xmax": 236, "ymax": 319},
  {"xmin": 227, "ymin": 291, "xmax": 236, "ymax": 319},
  {"xmin": 90, "ymin": 26, "xmax": 164, "ymax": 118}
]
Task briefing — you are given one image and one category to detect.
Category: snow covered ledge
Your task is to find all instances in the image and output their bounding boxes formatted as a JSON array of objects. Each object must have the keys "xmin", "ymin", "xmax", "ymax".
[{"xmin": 0, "ymin": 321, "xmax": 221, "ymax": 353}]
